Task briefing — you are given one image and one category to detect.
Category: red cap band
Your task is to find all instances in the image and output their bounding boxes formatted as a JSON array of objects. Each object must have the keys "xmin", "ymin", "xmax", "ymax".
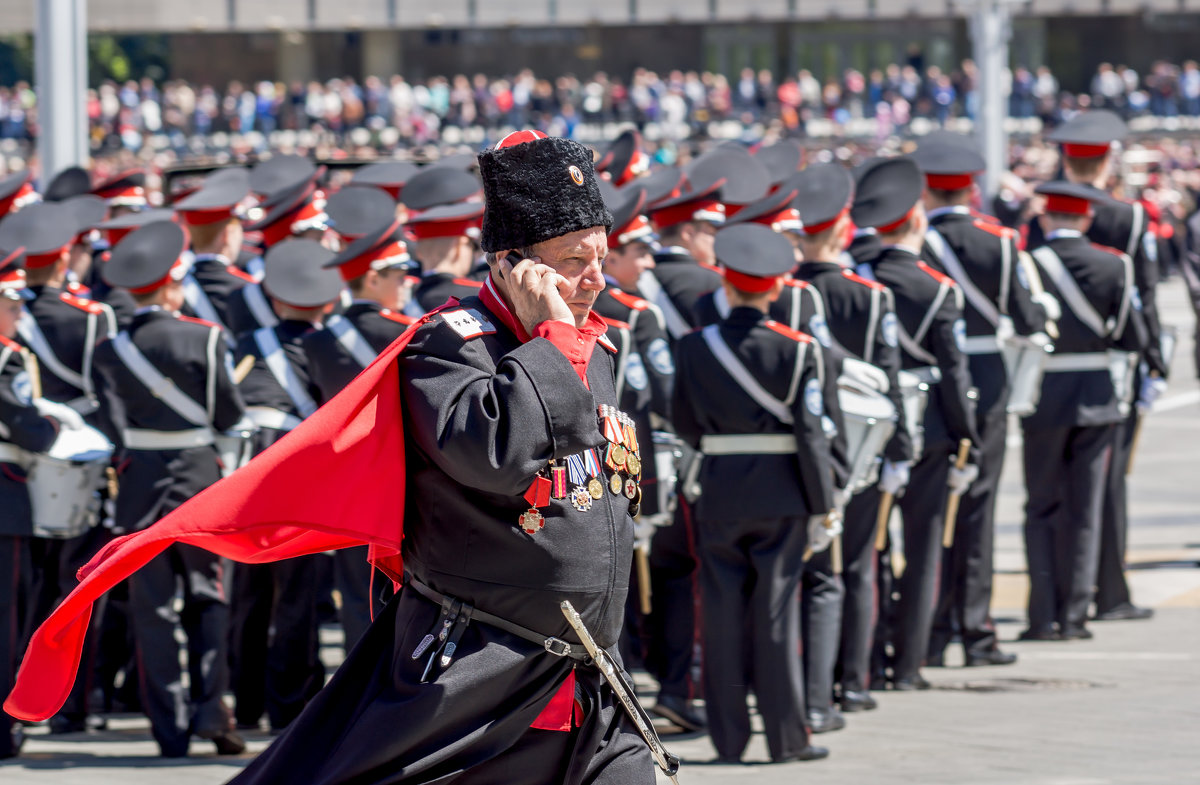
[
  {"xmin": 803, "ymin": 206, "xmax": 850, "ymax": 236},
  {"xmin": 611, "ymin": 214, "xmax": 655, "ymax": 247},
  {"xmin": 127, "ymin": 257, "xmax": 187, "ymax": 295},
  {"xmin": 925, "ymin": 173, "xmax": 975, "ymax": 190},
  {"xmin": 651, "ymin": 199, "xmax": 725, "ymax": 231},
  {"xmin": 1061, "ymin": 143, "xmax": 1110, "ymax": 159},
  {"xmin": 1044, "ymin": 193, "xmax": 1092, "ymax": 216},
  {"xmin": 24, "ymin": 248, "xmax": 67, "ymax": 269},
  {"xmin": 876, "ymin": 205, "xmax": 917, "ymax": 234},
  {"xmin": 407, "ymin": 215, "xmax": 483, "ymax": 241},
  {"xmin": 495, "ymin": 129, "xmax": 548, "ymax": 149},
  {"xmin": 101, "ymin": 185, "xmax": 147, "ymax": 206},
  {"xmin": 616, "ymin": 149, "xmax": 651, "ymax": 187},
  {"xmin": 723, "ymin": 268, "xmax": 780, "ymax": 294},
  {"xmin": 0, "ymin": 181, "xmax": 36, "ymax": 216},
  {"xmin": 181, "ymin": 207, "xmax": 236, "ymax": 226},
  {"xmin": 338, "ymin": 239, "xmax": 410, "ymax": 281}
]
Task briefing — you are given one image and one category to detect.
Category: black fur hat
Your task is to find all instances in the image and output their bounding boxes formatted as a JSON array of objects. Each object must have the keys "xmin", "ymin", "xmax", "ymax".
[{"xmin": 478, "ymin": 131, "xmax": 612, "ymax": 253}]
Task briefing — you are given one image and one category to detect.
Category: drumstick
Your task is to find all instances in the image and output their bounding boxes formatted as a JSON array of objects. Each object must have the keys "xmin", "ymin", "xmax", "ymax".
[
  {"xmin": 635, "ymin": 544, "xmax": 652, "ymax": 616},
  {"xmin": 803, "ymin": 510, "xmax": 837, "ymax": 563},
  {"xmin": 24, "ymin": 351, "xmax": 43, "ymax": 400},
  {"xmin": 942, "ymin": 439, "xmax": 972, "ymax": 549},
  {"xmin": 233, "ymin": 355, "xmax": 256, "ymax": 384},
  {"xmin": 874, "ymin": 491, "xmax": 894, "ymax": 551},
  {"xmin": 1125, "ymin": 415, "xmax": 1145, "ymax": 477},
  {"xmin": 831, "ymin": 533, "xmax": 843, "ymax": 576}
]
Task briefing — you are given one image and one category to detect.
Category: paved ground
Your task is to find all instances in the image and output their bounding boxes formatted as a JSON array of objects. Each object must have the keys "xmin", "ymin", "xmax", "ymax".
[{"xmin": 4, "ymin": 280, "xmax": 1199, "ymax": 784}]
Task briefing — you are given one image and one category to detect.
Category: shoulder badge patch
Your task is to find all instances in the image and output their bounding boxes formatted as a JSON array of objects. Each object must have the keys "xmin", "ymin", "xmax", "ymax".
[
  {"xmin": 441, "ymin": 308, "xmax": 496, "ymax": 339},
  {"xmin": 646, "ymin": 337, "xmax": 674, "ymax": 375},
  {"xmin": 804, "ymin": 377, "xmax": 824, "ymax": 417},
  {"xmin": 625, "ymin": 351, "xmax": 648, "ymax": 391},
  {"xmin": 952, "ymin": 318, "xmax": 967, "ymax": 351},
  {"xmin": 808, "ymin": 314, "xmax": 833, "ymax": 348},
  {"xmin": 11, "ymin": 370, "xmax": 32, "ymax": 405},
  {"xmin": 880, "ymin": 311, "xmax": 899, "ymax": 348}
]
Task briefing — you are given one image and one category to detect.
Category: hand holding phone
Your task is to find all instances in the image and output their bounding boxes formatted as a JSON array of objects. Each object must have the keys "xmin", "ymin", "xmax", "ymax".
[{"xmin": 498, "ymin": 252, "xmax": 575, "ymax": 332}]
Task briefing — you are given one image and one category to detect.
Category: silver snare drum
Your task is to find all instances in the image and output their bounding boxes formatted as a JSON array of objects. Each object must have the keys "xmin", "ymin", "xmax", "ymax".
[
  {"xmin": 214, "ymin": 418, "xmax": 260, "ymax": 478},
  {"xmin": 1001, "ymin": 337, "xmax": 1051, "ymax": 417},
  {"xmin": 28, "ymin": 424, "xmax": 112, "ymax": 539},
  {"xmin": 837, "ymin": 376, "xmax": 897, "ymax": 495}
]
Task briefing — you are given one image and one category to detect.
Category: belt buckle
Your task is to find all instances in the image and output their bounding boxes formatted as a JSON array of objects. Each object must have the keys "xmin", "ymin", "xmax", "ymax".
[{"xmin": 544, "ymin": 637, "xmax": 572, "ymax": 657}]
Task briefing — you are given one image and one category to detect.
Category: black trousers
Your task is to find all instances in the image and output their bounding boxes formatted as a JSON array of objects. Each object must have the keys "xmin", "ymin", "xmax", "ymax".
[
  {"xmin": 697, "ymin": 514, "xmax": 810, "ymax": 761},
  {"xmin": 837, "ymin": 486, "xmax": 880, "ymax": 693},
  {"xmin": 801, "ymin": 547, "xmax": 843, "ymax": 713},
  {"xmin": 1095, "ymin": 410, "xmax": 1138, "ymax": 613},
  {"xmin": 1022, "ymin": 423, "xmax": 1113, "ymax": 631},
  {"xmin": 128, "ymin": 543, "xmax": 231, "ymax": 756},
  {"xmin": 229, "ymin": 556, "xmax": 324, "ymax": 730},
  {"xmin": 642, "ymin": 504, "xmax": 697, "ymax": 702},
  {"xmin": 891, "ymin": 447, "xmax": 952, "ymax": 681},
  {"xmin": 930, "ymin": 398, "xmax": 1008, "ymax": 657},
  {"xmin": 1, "ymin": 534, "xmax": 31, "ymax": 757},
  {"xmin": 333, "ymin": 545, "xmax": 382, "ymax": 653}
]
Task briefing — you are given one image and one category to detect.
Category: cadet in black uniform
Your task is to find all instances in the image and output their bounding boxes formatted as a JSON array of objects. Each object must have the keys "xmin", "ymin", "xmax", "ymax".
[
  {"xmin": 228, "ymin": 239, "xmax": 344, "ymax": 732},
  {"xmin": 0, "ymin": 171, "xmax": 36, "ymax": 221},
  {"xmin": 913, "ymin": 133, "xmax": 1048, "ymax": 667},
  {"xmin": 409, "ymin": 201, "xmax": 486, "ymax": 312},
  {"xmin": 0, "ymin": 249, "xmax": 62, "ymax": 759},
  {"xmin": 1034, "ymin": 111, "xmax": 1166, "ymax": 622},
  {"xmin": 1020, "ymin": 182, "xmax": 1148, "ymax": 641},
  {"xmin": 325, "ymin": 184, "xmax": 397, "ymax": 246},
  {"xmin": 91, "ymin": 170, "xmax": 148, "ymax": 217},
  {"xmin": 304, "ymin": 220, "xmax": 418, "ymax": 651},
  {"xmin": 792, "ymin": 163, "xmax": 911, "ymax": 715},
  {"xmin": 232, "ymin": 130, "xmax": 658, "ymax": 785},
  {"xmin": 90, "ymin": 221, "xmax": 247, "ymax": 757},
  {"xmin": 852, "ymin": 158, "xmax": 981, "ymax": 690},
  {"xmin": 91, "ymin": 209, "xmax": 174, "ymax": 329},
  {"xmin": 0, "ymin": 200, "xmax": 117, "ymax": 730},
  {"xmin": 673, "ymin": 223, "xmax": 836, "ymax": 764}
]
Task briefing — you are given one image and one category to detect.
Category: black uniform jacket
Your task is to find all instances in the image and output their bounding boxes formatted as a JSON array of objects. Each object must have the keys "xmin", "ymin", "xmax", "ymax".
[
  {"xmin": 413, "ymin": 272, "xmax": 484, "ymax": 314},
  {"xmin": 648, "ymin": 247, "xmax": 723, "ymax": 333},
  {"xmin": 91, "ymin": 309, "xmax": 245, "ymax": 530},
  {"xmin": 183, "ymin": 253, "xmax": 253, "ymax": 333},
  {"xmin": 672, "ymin": 306, "xmax": 834, "ymax": 521},
  {"xmin": 235, "ymin": 319, "xmax": 324, "ymax": 453},
  {"xmin": 302, "ymin": 301, "xmax": 414, "ymax": 404},
  {"xmin": 0, "ymin": 337, "xmax": 58, "ymax": 536},
  {"xmin": 1024, "ymin": 234, "xmax": 1148, "ymax": 429},
  {"xmin": 22, "ymin": 285, "xmax": 116, "ymax": 407}
]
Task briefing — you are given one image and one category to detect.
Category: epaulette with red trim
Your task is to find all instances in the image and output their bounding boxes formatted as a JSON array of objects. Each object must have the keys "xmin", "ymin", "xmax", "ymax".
[
  {"xmin": 764, "ymin": 320, "xmax": 812, "ymax": 343},
  {"xmin": 699, "ymin": 261, "xmax": 723, "ymax": 275},
  {"xmin": 783, "ymin": 278, "xmax": 809, "ymax": 289},
  {"xmin": 973, "ymin": 220, "xmax": 1015, "ymax": 240},
  {"xmin": 600, "ymin": 315, "xmax": 631, "ymax": 331},
  {"xmin": 177, "ymin": 314, "xmax": 220, "ymax": 329},
  {"xmin": 1090, "ymin": 242, "xmax": 1126, "ymax": 258},
  {"xmin": 227, "ymin": 266, "xmax": 256, "ymax": 283},
  {"xmin": 380, "ymin": 310, "xmax": 418, "ymax": 325},
  {"xmin": 608, "ymin": 289, "xmax": 650, "ymax": 311},
  {"xmin": 597, "ymin": 331, "xmax": 618, "ymax": 353},
  {"xmin": 916, "ymin": 261, "xmax": 958, "ymax": 287},
  {"xmin": 841, "ymin": 269, "xmax": 885, "ymax": 290},
  {"xmin": 66, "ymin": 281, "xmax": 92, "ymax": 297},
  {"xmin": 59, "ymin": 291, "xmax": 108, "ymax": 315},
  {"xmin": 0, "ymin": 334, "xmax": 22, "ymax": 352},
  {"xmin": 970, "ymin": 210, "xmax": 1000, "ymax": 225},
  {"xmin": 452, "ymin": 278, "xmax": 484, "ymax": 289}
]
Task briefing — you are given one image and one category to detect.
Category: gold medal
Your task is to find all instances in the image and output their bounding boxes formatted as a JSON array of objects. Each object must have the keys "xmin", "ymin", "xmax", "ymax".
[
  {"xmin": 624, "ymin": 453, "xmax": 641, "ymax": 477},
  {"xmin": 611, "ymin": 444, "xmax": 627, "ymax": 470},
  {"xmin": 587, "ymin": 477, "xmax": 604, "ymax": 499},
  {"xmin": 519, "ymin": 509, "xmax": 545, "ymax": 534},
  {"xmin": 609, "ymin": 473, "xmax": 624, "ymax": 495}
]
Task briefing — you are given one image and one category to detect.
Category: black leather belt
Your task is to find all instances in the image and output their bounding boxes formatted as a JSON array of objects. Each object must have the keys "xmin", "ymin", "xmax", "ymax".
[{"xmin": 405, "ymin": 575, "xmax": 591, "ymax": 663}]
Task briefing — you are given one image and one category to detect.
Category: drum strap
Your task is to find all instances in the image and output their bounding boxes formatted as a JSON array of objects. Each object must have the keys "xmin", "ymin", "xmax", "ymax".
[
  {"xmin": 243, "ymin": 282, "xmax": 279, "ymax": 330},
  {"xmin": 326, "ymin": 314, "xmax": 379, "ymax": 369},
  {"xmin": 182, "ymin": 274, "xmax": 235, "ymax": 348},
  {"xmin": 17, "ymin": 309, "xmax": 90, "ymax": 396},
  {"xmin": 638, "ymin": 270, "xmax": 690, "ymax": 340},
  {"xmin": 701, "ymin": 324, "xmax": 802, "ymax": 426},
  {"xmin": 1031, "ymin": 246, "xmax": 1131, "ymax": 339},
  {"xmin": 1126, "ymin": 201, "xmax": 1144, "ymax": 260},
  {"xmin": 862, "ymin": 288, "xmax": 881, "ymax": 365},
  {"xmin": 253, "ymin": 327, "xmax": 319, "ymax": 418},
  {"xmin": 111, "ymin": 332, "xmax": 211, "ymax": 427},
  {"xmin": 925, "ymin": 228, "xmax": 1003, "ymax": 328},
  {"xmin": 611, "ymin": 323, "xmax": 632, "ymax": 401}
]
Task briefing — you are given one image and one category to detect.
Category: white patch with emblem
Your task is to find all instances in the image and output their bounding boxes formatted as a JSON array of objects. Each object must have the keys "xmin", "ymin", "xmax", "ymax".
[
  {"xmin": 821, "ymin": 415, "xmax": 838, "ymax": 438},
  {"xmin": 1130, "ymin": 286, "xmax": 1143, "ymax": 312},
  {"xmin": 11, "ymin": 371, "xmax": 32, "ymax": 405},
  {"xmin": 646, "ymin": 337, "xmax": 674, "ymax": 375},
  {"xmin": 809, "ymin": 315, "xmax": 833, "ymax": 348},
  {"xmin": 881, "ymin": 312, "xmax": 899, "ymax": 348},
  {"xmin": 442, "ymin": 308, "xmax": 497, "ymax": 339},
  {"xmin": 1015, "ymin": 262, "xmax": 1030, "ymax": 290},
  {"xmin": 952, "ymin": 318, "xmax": 967, "ymax": 351},
  {"xmin": 804, "ymin": 377, "xmax": 824, "ymax": 417},
  {"xmin": 625, "ymin": 352, "xmax": 649, "ymax": 391}
]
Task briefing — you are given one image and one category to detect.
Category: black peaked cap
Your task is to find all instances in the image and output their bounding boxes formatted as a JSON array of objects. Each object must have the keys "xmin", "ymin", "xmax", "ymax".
[
  {"xmin": 687, "ymin": 147, "xmax": 770, "ymax": 206},
  {"xmin": 1046, "ymin": 109, "xmax": 1128, "ymax": 146},
  {"xmin": 910, "ymin": 131, "xmax": 986, "ymax": 174},
  {"xmin": 401, "ymin": 166, "xmax": 481, "ymax": 211},
  {"xmin": 103, "ymin": 221, "xmax": 187, "ymax": 289},
  {"xmin": 250, "ymin": 154, "xmax": 317, "ymax": 197},
  {"xmin": 352, "ymin": 160, "xmax": 420, "ymax": 189},
  {"xmin": 850, "ymin": 157, "xmax": 923, "ymax": 229},
  {"xmin": 793, "ymin": 163, "xmax": 854, "ymax": 228},
  {"xmin": 326, "ymin": 186, "xmax": 397, "ymax": 238},
  {"xmin": 262, "ymin": 239, "xmax": 343, "ymax": 307},
  {"xmin": 43, "ymin": 166, "xmax": 92, "ymax": 202},
  {"xmin": 714, "ymin": 224, "xmax": 795, "ymax": 278},
  {"xmin": 753, "ymin": 140, "xmax": 805, "ymax": 188},
  {"xmin": 0, "ymin": 202, "xmax": 78, "ymax": 255},
  {"xmin": 638, "ymin": 166, "xmax": 685, "ymax": 208}
]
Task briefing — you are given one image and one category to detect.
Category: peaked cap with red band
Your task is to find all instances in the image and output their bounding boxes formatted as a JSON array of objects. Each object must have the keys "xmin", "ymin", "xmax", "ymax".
[
  {"xmin": 725, "ymin": 183, "xmax": 801, "ymax": 233},
  {"xmin": 595, "ymin": 129, "xmax": 650, "ymax": 188},
  {"xmin": 1035, "ymin": 180, "xmax": 1102, "ymax": 217},
  {"xmin": 0, "ymin": 246, "xmax": 26, "ymax": 300},
  {"xmin": 910, "ymin": 130, "xmax": 986, "ymax": 191},
  {"xmin": 91, "ymin": 170, "xmax": 147, "ymax": 207},
  {"xmin": 606, "ymin": 186, "xmax": 656, "ymax": 249},
  {"xmin": 326, "ymin": 185, "xmax": 398, "ymax": 241},
  {"xmin": 95, "ymin": 208, "xmax": 175, "ymax": 248},
  {"xmin": 406, "ymin": 201, "xmax": 485, "ymax": 241},
  {"xmin": 175, "ymin": 168, "xmax": 252, "ymax": 225},
  {"xmin": 42, "ymin": 166, "xmax": 92, "ymax": 203},
  {"xmin": 850, "ymin": 157, "xmax": 923, "ymax": 233},
  {"xmin": 792, "ymin": 163, "xmax": 854, "ymax": 236},
  {"xmin": 1047, "ymin": 109, "xmax": 1127, "ymax": 159},
  {"xmin": 351, "ymin": 160, "xmax": 420, "ymax": 201},
  {"xmin": 101, "ymin": 220, "xmax": 190, "ymax": 294},
  {"xmin": 714, "ymin": 223, "xmax": 796, "ymax": 293},
  {"xmin": 753, "ymin": 139, "xmax": 805, "ymax": 192},
  {"xmin": 0, "ymin": 171, "xmax": 37, "ymax": 217},
  {"xmin": 245, "ymin": 181, "xmax": 329, "ymax": 248},
  {"xmin": 326, "ymin": 218, "xmax": 412, "ymax": 281},
  {"xmin": 0, "ymin": 201, "xmax": 77, "ymax": 269},
  {"xmin": 249, "ymin": 154, "xmax": 318, "ymax": 199}
]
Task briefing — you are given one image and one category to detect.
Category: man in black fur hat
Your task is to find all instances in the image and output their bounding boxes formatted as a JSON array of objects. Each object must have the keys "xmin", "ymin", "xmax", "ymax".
[{"xmin": 227, "ymin": 129, "xmax": 658, "ymax": 784}]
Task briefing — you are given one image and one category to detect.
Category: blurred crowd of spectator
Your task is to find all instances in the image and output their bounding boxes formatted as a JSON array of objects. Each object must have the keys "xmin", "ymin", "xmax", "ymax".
[{"xmin": 3, "ymin": 59, "xmax": 1200, "ymax": 151}]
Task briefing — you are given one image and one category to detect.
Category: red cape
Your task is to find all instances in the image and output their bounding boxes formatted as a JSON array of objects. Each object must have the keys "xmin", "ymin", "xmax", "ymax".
[{"xmin": 5, "ymin": 318, "xmax": 426, "ymax": 722}]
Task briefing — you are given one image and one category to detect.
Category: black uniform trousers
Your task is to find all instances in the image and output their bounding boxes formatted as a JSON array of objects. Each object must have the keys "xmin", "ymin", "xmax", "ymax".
[
  {"xmin": 1096, "ymin": 410, "xmax": 1139, "ymax": 614},
  {"xmin": 697, "ymin": 514, "xmax": 810, "ymax": 761},
  {"xmin": 930, "ymin": 369, "xmax": 1008, "ymax": 658},
  {"xmin": 128, "ymin": 541, "xmax": 231, "ymax": 756},
  {"xmin": 229, "ymin": 555, "xmax": 324, "ymax": 730},
  {"xmin": 891, "ymin": 447, "xmax": 953, "ymax": 681},
  {"xmin": 334, "ymin": 545, "xmax": 384, "ymax": 652},
  {"xmin": 1, "ymin": 534, "xmax": 31, "ymax": 757},
  {"xmin": 1022, "ymin": 424, "xmax": 1113, "ymax": 632},
  {"xmin": 640, "ymin": 503, "xmax": 697, "ymax": 703},
  {"xmin": 801, "ymin": 547, "xmax": 843, "ymax": 713},
  {"xmin": 837, "ymin": 486, "xmax": 881, "ymax": 694}
]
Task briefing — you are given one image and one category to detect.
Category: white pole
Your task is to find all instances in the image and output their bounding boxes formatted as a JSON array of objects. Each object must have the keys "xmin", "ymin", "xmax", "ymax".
[
  {"xmin": 969, "ymin": 0, "xmax": 1012, "ymax": 200},
  {"xmin": 35, "ymin": 0, "xmax": 89, "ymax": 183}
]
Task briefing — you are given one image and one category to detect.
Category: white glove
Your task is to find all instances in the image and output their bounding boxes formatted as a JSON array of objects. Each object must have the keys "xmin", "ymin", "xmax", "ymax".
[
  {"xmin": 832, "ymin": 487, "xmax": 851, "ymax": 514},
  {"xmin": 1136, "ymin": 375, "xmax": 1168, "ymax": 413},
  {"xmin": 633, "ymin": 516, "xmax": 657, "ymax": 549},
  {"xmin": 807, "ymin": 511, "xmax": 843, "ymax": 554},
  {"xmin": 879, "ymin": 459, "xmax": 911, "ymax": 496},
  {"xmin": 35, "ymin": 398, "xmax": 84, "ymax": 430},
  {"xmin": 1031, "ymin": 291, "xmax": 1062, "ymax": 323},
  {"xmin": 947, "ymin": 463, "xmax": 979, "ymax": 496}
]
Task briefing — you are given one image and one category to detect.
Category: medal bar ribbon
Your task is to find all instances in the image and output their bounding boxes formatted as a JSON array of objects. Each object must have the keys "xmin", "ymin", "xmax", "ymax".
[
  {"xmin": 601, "ymin": 406, "xmax": 624, "ymax": 445},
  {"xmin": 565, "ymin": 453, "xmax": 588, "ymax": 485},
  {"xmin": 583, "ymin": 448, "xmax": 602, "ymax": 479},
  {"xmin": 524, "ymin": 475, "xmax": 552, "ymax": 508}
]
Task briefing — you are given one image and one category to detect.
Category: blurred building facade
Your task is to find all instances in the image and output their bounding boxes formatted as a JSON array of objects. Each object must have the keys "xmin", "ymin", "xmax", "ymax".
[{"xmin": 1, "ymin": 0, "xmax": 1198, "ymax": 89}]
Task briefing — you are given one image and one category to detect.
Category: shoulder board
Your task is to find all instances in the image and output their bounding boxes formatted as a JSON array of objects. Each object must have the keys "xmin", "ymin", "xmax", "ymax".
[
  {"xmin": 0, "ymin": 334, "xmax": 21, "ymax": 352},
  {"xmin": 437, "ymin": 307, "xmax": 497, "ymax": 340},
  {"xmin": 59, "ymin": 291, "xmax": 108, "ymax": 315},
  {"xmin": 597, "ymin": 332, "xmax": 618, "ymax": 353},
  {"xmin": 177, "ymin": 314, "xmax": 220, "ymax": 329},
  {"xmin": 1090, "ymin": 242, "xmax": 1126, "ymax": 258},
  {"xmin": 380, "ymin": 310, "xmax": 418, "ymax": 325},
  {"xmin": 600, "ymin": 315, "xmax": 631, "ymax": 331},
  {"xmin": 451, "ymin": 277, "xmax": 484, "ymax": 289},
  {"xmin": 228, "ymin": 266, "xmax": 256, "ymax": 283},
  {"xmin": 971, "ymin": 210, "xmax": 1000, "ymax": 225},
  {"xmin": 698, "ymin": 261, "xmax": 723, "ymax": 275},
  {"xmin": 404, "ymin": 275, "xmax": 421, "ymax": 286},
  {"xmin": 841, "ymin": 269, "xmax": 885, "ymax": 290},
  {"xmin": 916, "ymin": 261, "xmax": 957, "ymax": 287},
  {"xmin": 973, "ymin": 220, "xmax": 1015, "ymax": 239},
  {"xmin": 764, "ymin": 320, "xmax": 812, "ymax": 343},
  {"xmin": 783, "ymin": 278, "xmax": 808, "ymax": 289},
  {"xmin": 609, "ymin": 289, "xmax": 650, "ymax": 311},
  {"xmin": 66, "ymin": 281, "xmax": 92, "ymax": 297}
]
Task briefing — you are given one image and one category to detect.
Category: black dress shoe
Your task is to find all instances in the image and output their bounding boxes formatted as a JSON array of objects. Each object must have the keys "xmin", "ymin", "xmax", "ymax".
[
  {"xmin": 1017, "ymin": 627, "xmax": 1061, "ymax": 641},
  {"xmin": 966, "ymin": 648, "xmax": 1018, "ymax": 667},
  {"xmin": 892, "ymin": 674, "xmax": 931, "ymax": 691},
  {"xmin": 839, "ymin": 690, "xmax": 878, "ymax": 712},
  {"xmin": 48, "ymin": 713, "xmax": 107, "ymax": 734},
  {"xmin": 1093, "ymin": 603, "xmax": 1154, "ymax": 622},
  {"xmin": 651, "ymin": 694, "xmax": 706, "ymax": 732},
  {"xmin": 774, "ymin": 745, "xmax": 830, "ymax": 763},
  {"xmin": 1060, "ymin": 625, "xmax": 1093, "ymax": 640},
  {"xmin": 212, "ymin": 730, "xmax": 247, "ymax": 755},
  {"xmin": 807, "ymin": 707, "xmax": 846, "ymax": 734}
]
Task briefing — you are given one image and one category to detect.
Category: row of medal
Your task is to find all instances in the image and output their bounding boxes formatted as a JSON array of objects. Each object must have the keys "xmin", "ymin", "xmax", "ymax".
[{"xmin": 518, "ymin": 405, "xmax": 643, "ymax": 534}]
